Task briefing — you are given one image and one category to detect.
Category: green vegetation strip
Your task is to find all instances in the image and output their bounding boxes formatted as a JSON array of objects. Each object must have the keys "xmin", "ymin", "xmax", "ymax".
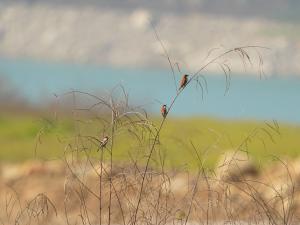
[{"xmin": 0, "ymin": 114, "xmax": 299, "ymax": 170}]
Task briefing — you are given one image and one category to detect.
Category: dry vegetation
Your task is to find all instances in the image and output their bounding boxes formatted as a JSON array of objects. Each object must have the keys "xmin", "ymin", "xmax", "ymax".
[{"xmin": 0, "ymin": 28, "xmax": 299, "ymax": 225}]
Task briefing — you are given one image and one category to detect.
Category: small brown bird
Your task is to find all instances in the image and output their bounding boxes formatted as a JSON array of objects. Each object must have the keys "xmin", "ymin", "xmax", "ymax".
[
  {"xmin": 179, "ymin": 74, "xmax": 189, "ymax": 90},
  {"xmin": 99, "ymin": 136, "xmax": 109, "ymax": 149},
  {"xmin": 161, "ymin": 104, "xmax": 167, "ymax": 118}
]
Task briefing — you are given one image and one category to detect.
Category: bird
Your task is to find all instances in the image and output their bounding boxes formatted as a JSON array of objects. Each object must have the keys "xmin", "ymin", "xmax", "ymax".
[
  {"xmin": 99, "ymin": 136, "xmax": 109, "ymax": 150},
  {"xmin": 179, "ymin": 74, "xmax": 189, "ymax": 90},
  {"xmin": 161, "ymin": 104, "xmax": 167, "ymax": 118}
]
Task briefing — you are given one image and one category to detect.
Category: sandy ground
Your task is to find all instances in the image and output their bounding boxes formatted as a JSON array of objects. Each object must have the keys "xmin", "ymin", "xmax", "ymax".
[{"xmin": 0, "ymin": 157, "xmax": 299, "ymax": 225}]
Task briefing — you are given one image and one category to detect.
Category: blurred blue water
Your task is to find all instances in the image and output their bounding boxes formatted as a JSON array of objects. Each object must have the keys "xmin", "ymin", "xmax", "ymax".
[{"xmin": 0, "ymin": 58, "xmax": 299, "ymax": 124}]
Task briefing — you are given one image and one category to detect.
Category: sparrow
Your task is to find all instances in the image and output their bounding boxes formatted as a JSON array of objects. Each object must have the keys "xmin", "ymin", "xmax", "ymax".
[
  {"xmin": 99, "ymin": 136, "xmax": 109, "ymax": 150},
  {"xmin": 179, "ymin": 74, "xmax": 189, "ymax": 90},
  {"xmin": 161, "ymin": 104, "xmax": 167, "ymax": 118}
]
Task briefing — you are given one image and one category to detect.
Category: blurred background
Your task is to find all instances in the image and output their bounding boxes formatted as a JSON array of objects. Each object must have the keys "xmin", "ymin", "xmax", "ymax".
[{"xmin": 0, "ymin": 0, "xmax": 299, "ymax": 164}]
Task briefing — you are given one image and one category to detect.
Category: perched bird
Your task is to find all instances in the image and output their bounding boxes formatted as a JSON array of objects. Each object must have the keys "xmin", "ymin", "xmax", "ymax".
[
  {"xmin": 99, "ymin": 136, "xmax": 109, "ymax": 150},
  {"xmin": 161, "ymin": 104, "xmax": 168, "ymax": 118},
  {"xmin": 179, "ymin": 74, "xmax": 189, "ymax": 90}
]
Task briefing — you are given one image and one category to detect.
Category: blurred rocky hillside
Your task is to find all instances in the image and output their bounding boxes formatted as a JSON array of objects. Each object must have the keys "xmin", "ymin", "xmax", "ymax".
[{"xmin": 0, "ymin": 1, "xmax": 299, "ymax": 75}]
